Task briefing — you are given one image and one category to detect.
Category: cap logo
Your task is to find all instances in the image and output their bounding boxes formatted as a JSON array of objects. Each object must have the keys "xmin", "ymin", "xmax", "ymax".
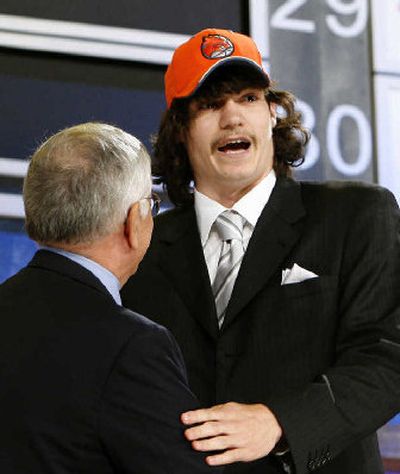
[{"xmin": 201, "ymin": 34, "xmax": 234, "ymax": 60}]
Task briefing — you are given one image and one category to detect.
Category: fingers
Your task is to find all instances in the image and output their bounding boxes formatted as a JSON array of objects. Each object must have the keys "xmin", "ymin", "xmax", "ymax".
[
  {"xmin": 181, "ymin": 402, "xmax": 284, "ymax": 465},
  {"xmin": 181, "ymin": 408, "xmax": 215, "ymax": 425},
  {"xmin": 205, "ymin": 448, "xmax": 251, "ymax": 466},
  {"xmin": 181, "ymin": 403, "xmax": 229, "ymax": 425},
  {"xmin": 192, "ymin": 435, "xmax": 235, "ymax": 452},
  {"xmin": 185, "ymin": 420, "xmax": 228, "ymax": 441}
]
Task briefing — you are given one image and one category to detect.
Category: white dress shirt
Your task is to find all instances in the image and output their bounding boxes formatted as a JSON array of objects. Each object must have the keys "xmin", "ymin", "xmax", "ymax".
[{"xmin": 194, "ymin": 170, "xmax": 277, "ymax": 284}]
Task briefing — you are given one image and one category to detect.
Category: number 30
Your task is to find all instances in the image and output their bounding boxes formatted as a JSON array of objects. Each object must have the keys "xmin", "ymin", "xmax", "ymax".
[{"xmin": 297, "ymin": 100, "xmax": 372, "ymax": 175}]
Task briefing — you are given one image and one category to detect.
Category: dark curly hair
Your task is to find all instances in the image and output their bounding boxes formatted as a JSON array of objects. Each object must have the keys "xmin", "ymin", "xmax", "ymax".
[{"xmin": 153, "ymin": 64, "xmax": 309, "ymax": 206}]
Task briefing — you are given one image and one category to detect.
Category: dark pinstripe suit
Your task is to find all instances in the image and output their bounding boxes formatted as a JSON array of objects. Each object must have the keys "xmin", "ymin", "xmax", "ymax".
[{"xmin": 122, "ymin": 177, "xmax": 400, "ymax": 474}]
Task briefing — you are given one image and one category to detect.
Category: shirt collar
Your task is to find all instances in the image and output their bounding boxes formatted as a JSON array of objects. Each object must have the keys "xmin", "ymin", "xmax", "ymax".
[
  {"xmin": 194, "ymin": 170, "xmax": 276, "ymax": 245},
  {"xmin": 41, "ymin": 246, "xmax": 122, "ymax": 305}
]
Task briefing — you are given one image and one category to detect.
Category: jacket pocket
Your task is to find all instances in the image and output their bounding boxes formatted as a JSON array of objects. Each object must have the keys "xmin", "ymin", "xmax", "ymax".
[{"xmin": 280, "ymin": 275, "xmax": 338, "ymax": 299}]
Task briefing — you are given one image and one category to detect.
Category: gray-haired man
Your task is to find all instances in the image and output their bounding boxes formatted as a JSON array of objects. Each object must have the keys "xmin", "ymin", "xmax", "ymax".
[{"xmin": 0, "ymin": 122, "xmax": 219, "ymax": 474}]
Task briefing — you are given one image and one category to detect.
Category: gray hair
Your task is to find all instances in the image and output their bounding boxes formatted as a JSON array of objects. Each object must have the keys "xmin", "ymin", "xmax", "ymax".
[{"xmin": 23, "ymin": 122, "xmax": 152, "ymax": 244}]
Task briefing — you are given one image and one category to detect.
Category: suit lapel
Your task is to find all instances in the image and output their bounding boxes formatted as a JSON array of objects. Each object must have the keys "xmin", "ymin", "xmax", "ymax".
[
  {"xmin": 155, "ymin": 207, "xmax": 219, "ymax": 339},
  {"xmin": 224, "ymin": 177, "xmax": 306, "ymax": 328}
]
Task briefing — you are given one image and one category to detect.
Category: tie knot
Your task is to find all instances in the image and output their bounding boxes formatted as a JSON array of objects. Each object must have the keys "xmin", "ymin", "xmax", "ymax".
[{"xmin": 214, "ymin": 210, "xmax": 244, "ymax": 242}]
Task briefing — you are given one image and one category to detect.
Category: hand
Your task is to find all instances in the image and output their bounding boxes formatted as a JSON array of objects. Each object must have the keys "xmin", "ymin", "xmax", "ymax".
[{"xmin": 181, "ymin": 401, "xmax": 283, "ymax": 466}]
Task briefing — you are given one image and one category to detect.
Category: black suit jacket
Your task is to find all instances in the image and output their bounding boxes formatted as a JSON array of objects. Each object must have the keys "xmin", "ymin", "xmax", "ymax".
[
  {"xmin": 122, "ymin": 178, "xmax": 400, "ymax": 474},
  {"xmin": 0, "ymin": 250, "xmax": 218, "ymax": 474}
]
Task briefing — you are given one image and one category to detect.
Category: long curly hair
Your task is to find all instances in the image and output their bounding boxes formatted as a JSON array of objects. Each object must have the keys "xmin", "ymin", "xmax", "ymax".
[{"xmin": 153, "ymin": 65, "xmax": 309, "ymax": 206}]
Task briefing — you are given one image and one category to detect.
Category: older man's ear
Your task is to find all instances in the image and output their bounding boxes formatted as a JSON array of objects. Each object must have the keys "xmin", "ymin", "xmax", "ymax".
[{"xmin": 124, "ymin": 203, "xmax": 141, "ymax": 251}]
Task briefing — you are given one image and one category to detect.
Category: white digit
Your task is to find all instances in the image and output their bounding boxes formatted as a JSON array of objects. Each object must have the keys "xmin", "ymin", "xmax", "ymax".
[
  {"xmin": 271, "ymin": 0, "xmax": 316, "ymax": 33},
  {"xmin": 327, "ymin": 105, "xmax": 371, "ymax": 176},
  {"xmin": 326, "ymin": 0, "xmax": 368, "ymax": 38},
  {"xmin": 296, "ymin": 99, "xmax": 320, "ymax": 170}
]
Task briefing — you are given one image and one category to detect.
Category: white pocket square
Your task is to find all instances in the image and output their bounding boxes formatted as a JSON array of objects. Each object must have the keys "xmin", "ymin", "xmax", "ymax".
[{"xmin": 281, "ymin": 263, "xmax": 319, "ymax": 285}]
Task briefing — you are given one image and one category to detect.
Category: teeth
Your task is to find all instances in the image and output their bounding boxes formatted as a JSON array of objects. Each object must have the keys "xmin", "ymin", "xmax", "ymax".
[
  {"xmin": 217, "ymin": 139, "xmax": 250, "ymax": 153},
  {"xmin": 224, "ymin": 139, "xmax": 246, "ymax": 146},
  {"xmin": 219, "ymin": 139, "xmax": 248, "ymax": 148}
]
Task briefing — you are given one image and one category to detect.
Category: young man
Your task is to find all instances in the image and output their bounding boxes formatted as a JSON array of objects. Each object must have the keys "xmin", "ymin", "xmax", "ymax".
[
  {"xmin": 0, "ymin": 123, "xmax": 220, "ymax": 474},
  {"xmin": 121, "ymin": 29, "xmax": 400, "ymax": 474}
]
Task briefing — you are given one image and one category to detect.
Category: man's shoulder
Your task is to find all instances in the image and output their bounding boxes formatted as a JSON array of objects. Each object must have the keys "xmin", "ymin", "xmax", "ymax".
[
  {"xmin": 299, "ymin": 178, "xmax": 389, "ymax": 194},
  {"xmin": 117, "ymin": 305, "xmax": 169, "ymax": 337},
  {"xmin": 298, "ymin": 179, "xmax": 397, "ymax": 208},
  {"xmin": 0, "ymin": 254, "xmax": 164, "ymax": 337},
  {"xmin": 0, "ymin": 263, "xmax": 172, "ymax": 364}
]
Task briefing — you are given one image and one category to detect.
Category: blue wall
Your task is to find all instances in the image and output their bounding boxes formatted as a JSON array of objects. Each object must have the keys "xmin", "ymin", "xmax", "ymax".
[{"xmin": 0, "ymin": 231, "xmax": 37, "ymax": 283}]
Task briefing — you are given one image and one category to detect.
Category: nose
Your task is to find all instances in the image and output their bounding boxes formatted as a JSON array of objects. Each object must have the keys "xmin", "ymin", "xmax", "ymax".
[{"xmin": 219, "ymin": 99, "xmax": 243, "ymax": 130}]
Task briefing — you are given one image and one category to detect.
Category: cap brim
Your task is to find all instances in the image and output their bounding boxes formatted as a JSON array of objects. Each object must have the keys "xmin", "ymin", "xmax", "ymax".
[{"xmin": 193, "ymin": 56, "xmax": 270, "ymax": 95}]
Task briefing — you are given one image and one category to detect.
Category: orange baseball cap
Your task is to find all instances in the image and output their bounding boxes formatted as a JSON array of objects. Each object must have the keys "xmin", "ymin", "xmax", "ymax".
[{"xmin": 165, "ymin": 28, "xmax": 269, "ymax": 108}]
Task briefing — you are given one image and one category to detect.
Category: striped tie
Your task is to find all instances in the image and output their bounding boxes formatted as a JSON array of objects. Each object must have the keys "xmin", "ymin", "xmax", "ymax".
[{"xmin": 212, "ymin": 211, "xmax": 245, "ymax": 328}]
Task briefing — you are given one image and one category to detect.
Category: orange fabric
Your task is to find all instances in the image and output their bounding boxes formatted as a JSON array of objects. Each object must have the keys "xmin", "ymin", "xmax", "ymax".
[{"xmin": 165, "ymin": 28, "xmax": 269, "ymax": 108}]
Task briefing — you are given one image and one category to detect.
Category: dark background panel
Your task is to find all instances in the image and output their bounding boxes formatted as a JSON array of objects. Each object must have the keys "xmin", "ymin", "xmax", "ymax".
[
  {"xmin": 0, "ymin": 48, "xmax": 166, "ymax": 90},
  {"xmin": 0, "ymin": 71, "xmax": 165, "ymax": 159},
  {"xmin": 0, "ymin": 0, "xmax": 246, "ymax": 33},
  {"xmin": 268, "ymin": 0, "xmax": 373, "ymax": 182},
  {"xmin": 268, "ymin": 0, "xmax": 323, "ymax": 180}
]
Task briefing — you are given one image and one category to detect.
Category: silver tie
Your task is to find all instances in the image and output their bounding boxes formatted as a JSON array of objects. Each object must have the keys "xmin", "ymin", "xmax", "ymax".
[{"xmin": 212, "ymin": 211, "xmax": 245, "ymax": 328}]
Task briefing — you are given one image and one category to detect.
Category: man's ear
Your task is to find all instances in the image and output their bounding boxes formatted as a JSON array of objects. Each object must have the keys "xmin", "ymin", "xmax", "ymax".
[{"xmin": 124, "ymin": 203, "xmax": 140, "ymax": 250}]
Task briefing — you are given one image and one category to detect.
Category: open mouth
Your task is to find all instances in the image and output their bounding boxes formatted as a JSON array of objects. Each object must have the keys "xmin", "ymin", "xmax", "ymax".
[{"xmin": 217, "ymin": 139, "xmax": 251, "ymax": 153}]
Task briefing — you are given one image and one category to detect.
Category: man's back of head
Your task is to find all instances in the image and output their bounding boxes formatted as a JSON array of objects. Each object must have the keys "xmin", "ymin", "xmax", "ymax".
[
  {"xmin": 24, "ymin": 122, "xmax": 152, "ymax": 246},
  {"xmin": 23, "ymin": 122, "xmax": 156, "ymax": 284}
]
